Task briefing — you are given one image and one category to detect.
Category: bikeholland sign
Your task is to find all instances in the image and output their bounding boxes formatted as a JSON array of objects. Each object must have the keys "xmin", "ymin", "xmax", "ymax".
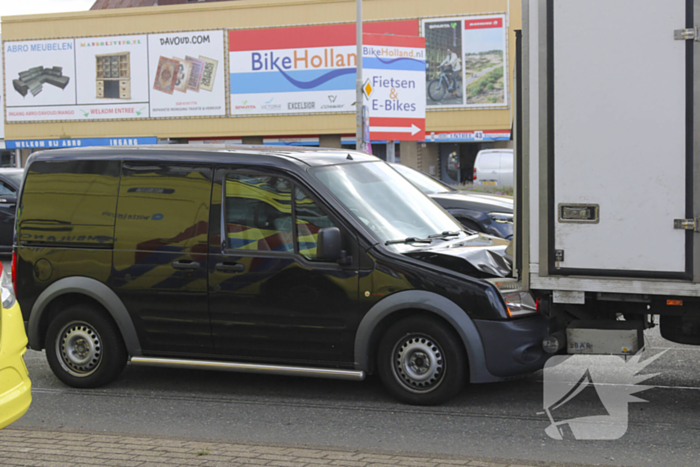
[
  {"xmin": 363, "ymin": 33, "xmax": 426, "ymax": 141},
  {"xmin": 228, "ymin": 21, "xmax": 418, "ymax": 116}
]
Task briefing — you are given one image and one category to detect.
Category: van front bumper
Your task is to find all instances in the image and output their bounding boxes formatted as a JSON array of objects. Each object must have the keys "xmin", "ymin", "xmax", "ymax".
[
  {"xmin": 0, "ymin": 301, "xmax": 32, "ymax": 429},
  {"xmin": 474, "ymin": 315, "xmax": 555, "ymax": 379}
]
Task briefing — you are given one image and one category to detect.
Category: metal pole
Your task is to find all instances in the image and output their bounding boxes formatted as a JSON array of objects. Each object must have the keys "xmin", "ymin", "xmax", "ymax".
[
  {"xmin": 386, "ymin": 141, "xmax": 395, "ymax": 163},
  {"xmin": 355, "ymin": 0, "xmax": 364, "ymax": 152}
]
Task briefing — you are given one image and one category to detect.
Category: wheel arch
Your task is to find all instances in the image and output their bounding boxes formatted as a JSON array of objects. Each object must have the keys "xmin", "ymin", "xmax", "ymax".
[
  {"xmin": 354, "ymin": 290, "xmax": 501, "ymax": 383},
  {"xmin": 28, "ymin": 276, "xmax": 142, "ymax": 357}
]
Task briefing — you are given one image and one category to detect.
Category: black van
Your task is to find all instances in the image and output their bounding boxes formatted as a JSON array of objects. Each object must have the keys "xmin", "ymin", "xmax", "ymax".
[{"xmin": 14, "ymin": 146, "xmax": 552, "ymax": 405}]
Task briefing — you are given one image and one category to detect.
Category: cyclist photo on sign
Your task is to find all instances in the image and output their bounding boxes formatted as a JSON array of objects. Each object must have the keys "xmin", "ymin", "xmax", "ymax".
[
  {"xmin": 427, "ymin": 47, "xmax": 463, "ymax": 105},
  {"xmin": 423, "ymin": 18, "xmax": 464, "ymax": 106},
  {"xmin": 439, "ymin": 48, "xmax": 461, "ymax": 96}
]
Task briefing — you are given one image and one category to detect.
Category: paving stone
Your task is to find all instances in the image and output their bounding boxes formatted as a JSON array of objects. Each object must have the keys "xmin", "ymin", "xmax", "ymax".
[
  {"xmin": 0, "ymin": 428, "xmax": 603, "ymax": 467},
  {"xmin": 285, "ymin": 449, "xmax": 328, "ymax": 458},
  {"xmin": 329, "ymin": 460, "xmax": 369, "ymax": 467},
  {"xmin": 325, "ymin": 453, "xmax": 366, "ymax": 461},
  {"xmin": 268, "ymin": 461, "xmax": 310, "ymax": 467},
  {"xmin": 293, "ymin": 457, "xmax": 332, "ymax": 465}
]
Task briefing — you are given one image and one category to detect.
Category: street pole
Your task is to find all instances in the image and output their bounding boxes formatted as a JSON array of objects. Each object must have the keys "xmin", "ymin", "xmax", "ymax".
[
  {"xmin": 386, "ymin": 141, "xmax": 395, "ymax": 163},
  {"xmin": 355, "ymin": 0, "xmax": 364, "ymax": 152}
]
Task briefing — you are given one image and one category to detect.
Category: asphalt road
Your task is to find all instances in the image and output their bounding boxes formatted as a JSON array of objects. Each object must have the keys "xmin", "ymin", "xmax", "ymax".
[{"xmin": 9, "ymin": 321, "xmax": 699, "ymax": 467}]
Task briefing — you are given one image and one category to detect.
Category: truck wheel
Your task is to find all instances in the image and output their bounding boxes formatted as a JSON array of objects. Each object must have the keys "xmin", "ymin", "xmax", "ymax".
[
  {"xmin": 45, "ymin": 304, "xmax": 127, "ymax": 388},
  {"xmin": 377, "ymin": 316, "xmax": 467, "ymax": 405}
]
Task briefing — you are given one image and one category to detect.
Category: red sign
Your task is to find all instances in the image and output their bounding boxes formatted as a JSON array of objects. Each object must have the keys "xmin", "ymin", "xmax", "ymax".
[
  {"xmin": 369, "ymin": 118, "xmax": 425, "ymax": 141},
  {"xmin": 228, "ymin": 20, "xmax": 418, "ymax": 52},
  {"xmin": 464, "ymin": 18, "xmax": 504, "ymax": 30}
]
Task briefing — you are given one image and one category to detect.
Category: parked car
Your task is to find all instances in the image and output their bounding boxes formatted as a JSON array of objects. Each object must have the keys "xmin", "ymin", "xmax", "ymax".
[
  {"xmin": 473, "ymin": 149, "xmax": 513, "ymax": 187},
  {"xmin": 0, "ymin": 260, "xmax": 31, "ymax": 430},
  {"xmin": 15, "ymin": 146, "xmax": 551, "ymax": 405},
  {"xmin": 0, "ymin": 168, "xmax": 24, "ymax": 252},
  {"xmin": 391, "ymin": 163, "xmax": 513, "ymax": 239}
]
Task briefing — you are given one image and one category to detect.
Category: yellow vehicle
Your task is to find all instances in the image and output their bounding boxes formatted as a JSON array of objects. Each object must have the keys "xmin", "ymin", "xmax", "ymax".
[{"xmin": 0, "ymin": 259, "xmax": 31, "ymax": 430}]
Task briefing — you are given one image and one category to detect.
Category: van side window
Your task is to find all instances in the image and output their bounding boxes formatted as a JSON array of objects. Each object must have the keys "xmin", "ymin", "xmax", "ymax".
[
  {"xmin": 295, "ymin": 187, "xmax": 336, "ymax": 260},
  {"xmin": 19, "ymin": 160, "xmax": 121, "ymax": 247},
  {"xmin": 224, "ymin": 174, "xmax": 336, "ymax": 259},
  {"xmin": 0, "ymin": 182, "xmax": 15, "ymax": 196},
  {"xmin": 114, "ymin": 164, "xmax": 212, "ymax": 253},
  {"xmin": 225, "ymin": 174, "xmax": 295, "ymax": 252}
]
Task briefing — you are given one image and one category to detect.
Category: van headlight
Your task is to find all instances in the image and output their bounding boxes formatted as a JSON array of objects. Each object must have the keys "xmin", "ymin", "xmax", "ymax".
[
  {"xmin": 486, "ymin": 279, "xmax": 538, "ymax": 318},
  {"xmin": 487, "ymin": 212, "xmax": 513, "ymax": 224},
  {"xmin": 501, "ymin": 291, "xmax": 537, "ymax": 318}
]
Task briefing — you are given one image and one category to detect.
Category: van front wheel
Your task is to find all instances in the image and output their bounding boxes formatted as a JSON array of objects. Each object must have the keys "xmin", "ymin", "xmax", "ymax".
[
  {"xmin": 45, "ymin": 304, "xmax": 127, "ymax": 388},
  {"xmin": 377, "ymin": 316, "xmax": 467, "ymax": 405}
]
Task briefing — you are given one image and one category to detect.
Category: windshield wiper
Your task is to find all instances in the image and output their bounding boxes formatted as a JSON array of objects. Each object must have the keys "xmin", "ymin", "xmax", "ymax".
[
  {"xmin": 428, "ymin": 231, "xmax": 461, "ymax": 239},
  {"xmin": 385, "ymin": 237, "xmax": 434, "ymax": 246}
]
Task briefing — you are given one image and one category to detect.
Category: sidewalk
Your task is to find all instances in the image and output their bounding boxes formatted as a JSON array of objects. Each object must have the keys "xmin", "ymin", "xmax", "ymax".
[{"xmin": 0, "ymin": 428, "xmax": 591, "ymax": 467}]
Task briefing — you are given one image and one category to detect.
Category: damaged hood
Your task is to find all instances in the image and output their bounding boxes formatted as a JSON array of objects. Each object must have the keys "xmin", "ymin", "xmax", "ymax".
[{"xmin": 403, "ymin": 234, "xmax": 513, "ymax": 278}]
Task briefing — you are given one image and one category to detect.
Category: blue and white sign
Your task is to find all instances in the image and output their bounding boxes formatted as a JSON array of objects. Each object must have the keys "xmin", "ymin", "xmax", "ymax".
[
  {"xmin": 363, "ymin": 34, "xmax": 426, "ymax": 141},
  {"xmin": 424, "ymin": 130, "xmax": 510, "ymax": 142},
  {"xmin": 227, "ymin": 22, "xmax": 417, "ymax": 116},
  {"xmin": 6, "ymin": 137, "xmax": 158, "ymax": 149}
]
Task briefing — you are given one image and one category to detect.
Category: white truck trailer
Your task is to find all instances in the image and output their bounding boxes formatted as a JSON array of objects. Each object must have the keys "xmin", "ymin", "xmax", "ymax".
[{"xmin": 514, "ymin": 0, "xmax": 700, "ymax": 354}]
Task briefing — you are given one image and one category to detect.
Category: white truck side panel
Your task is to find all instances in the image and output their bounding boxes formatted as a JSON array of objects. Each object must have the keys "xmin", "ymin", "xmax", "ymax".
[
  {"xmin": 527, "ymin": 0, "xmax": 541, "ymax": 274},
  {"xmin": 553, "ymin": 0, "xmax": 687, "ymax": 273}
]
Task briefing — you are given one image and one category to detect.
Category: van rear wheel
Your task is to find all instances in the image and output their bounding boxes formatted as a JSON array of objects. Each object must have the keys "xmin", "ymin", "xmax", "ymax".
[
  {"xmin": 377, "ymin": 316, "xmax": 467, "ymax": 405},
  {"xmin": 45, "ymin": 304, "xmax": 127, "ymax": 388}
]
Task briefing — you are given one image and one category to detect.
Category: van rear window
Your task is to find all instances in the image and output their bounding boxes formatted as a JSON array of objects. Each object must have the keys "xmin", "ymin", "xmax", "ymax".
[{"xmin": 18, "ymin": 160, "xmax": 121, "ymax": 247}]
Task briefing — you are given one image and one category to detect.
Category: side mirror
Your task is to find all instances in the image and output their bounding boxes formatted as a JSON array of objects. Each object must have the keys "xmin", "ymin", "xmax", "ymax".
[{"xmin": 317, "ymin": 227, "xmax": 343, "ymax": 262}]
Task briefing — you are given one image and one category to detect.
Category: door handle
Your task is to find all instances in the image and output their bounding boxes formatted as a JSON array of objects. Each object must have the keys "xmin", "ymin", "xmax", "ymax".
[
  {"xmin": 215, "ymin": 262, "xmax": 245, "ymax": 273},
  {"xmin": 172, "ymin": 260, "xmax": 201, "ymax": 270}
]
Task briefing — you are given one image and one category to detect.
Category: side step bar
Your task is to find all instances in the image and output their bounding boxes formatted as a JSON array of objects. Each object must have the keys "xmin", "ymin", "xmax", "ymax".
[{"xmin": 130, "ymin": 357, "xmax": 366, "ymax": 381}]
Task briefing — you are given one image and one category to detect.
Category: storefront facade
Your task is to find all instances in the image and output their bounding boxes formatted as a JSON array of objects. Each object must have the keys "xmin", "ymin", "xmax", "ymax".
[{"xmin": 2, "ymin": 0, "xmax": 517, "ymax": 179}]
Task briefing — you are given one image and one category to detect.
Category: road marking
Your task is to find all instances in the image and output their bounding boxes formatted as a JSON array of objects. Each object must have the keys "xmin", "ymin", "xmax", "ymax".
[{"xmin": 535, "ymin": 381, "xmax": 700, "ymax": 391}]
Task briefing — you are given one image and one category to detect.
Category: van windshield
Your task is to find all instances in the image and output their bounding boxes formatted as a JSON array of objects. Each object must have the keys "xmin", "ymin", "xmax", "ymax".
[
  {"xmin": 391, "ymin": 163, "xmax": 454, "ymax": 194},
  {"xmin": 311, "ymin": 161, "xmax": 465, "ymax": 249}
]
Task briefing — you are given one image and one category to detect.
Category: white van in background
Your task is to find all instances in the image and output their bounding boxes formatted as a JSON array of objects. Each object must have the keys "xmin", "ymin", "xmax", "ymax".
[{"xmin": 473, "ymin": 149, "xmax": 513, "ymax": 187}]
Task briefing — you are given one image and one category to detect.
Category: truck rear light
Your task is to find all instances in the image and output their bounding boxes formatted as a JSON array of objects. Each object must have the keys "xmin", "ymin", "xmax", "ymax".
[{"xmin": 473, "ymin": 167, "xmax": 477, "ymax": 181}]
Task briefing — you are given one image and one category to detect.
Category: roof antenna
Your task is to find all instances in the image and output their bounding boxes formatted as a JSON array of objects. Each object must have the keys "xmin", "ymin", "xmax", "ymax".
[{"xmin": 347, "ymin": 154, "xmax": 354, "ymax": 160}]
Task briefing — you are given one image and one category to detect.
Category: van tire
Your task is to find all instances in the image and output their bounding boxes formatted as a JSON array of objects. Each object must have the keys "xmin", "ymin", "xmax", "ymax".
[
  {"xmin": 377, "ymin": 316, "xmax": 467, "ymax": 405},
  {"xmin": 45, "ymin": 304, "xmax": 127, "ymax": 388}
]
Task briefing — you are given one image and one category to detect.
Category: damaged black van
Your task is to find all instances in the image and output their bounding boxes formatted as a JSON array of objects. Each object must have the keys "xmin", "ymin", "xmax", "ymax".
[{"xmin": 14, "ymin": 146, "xmax": 552, "ymax": 405}]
